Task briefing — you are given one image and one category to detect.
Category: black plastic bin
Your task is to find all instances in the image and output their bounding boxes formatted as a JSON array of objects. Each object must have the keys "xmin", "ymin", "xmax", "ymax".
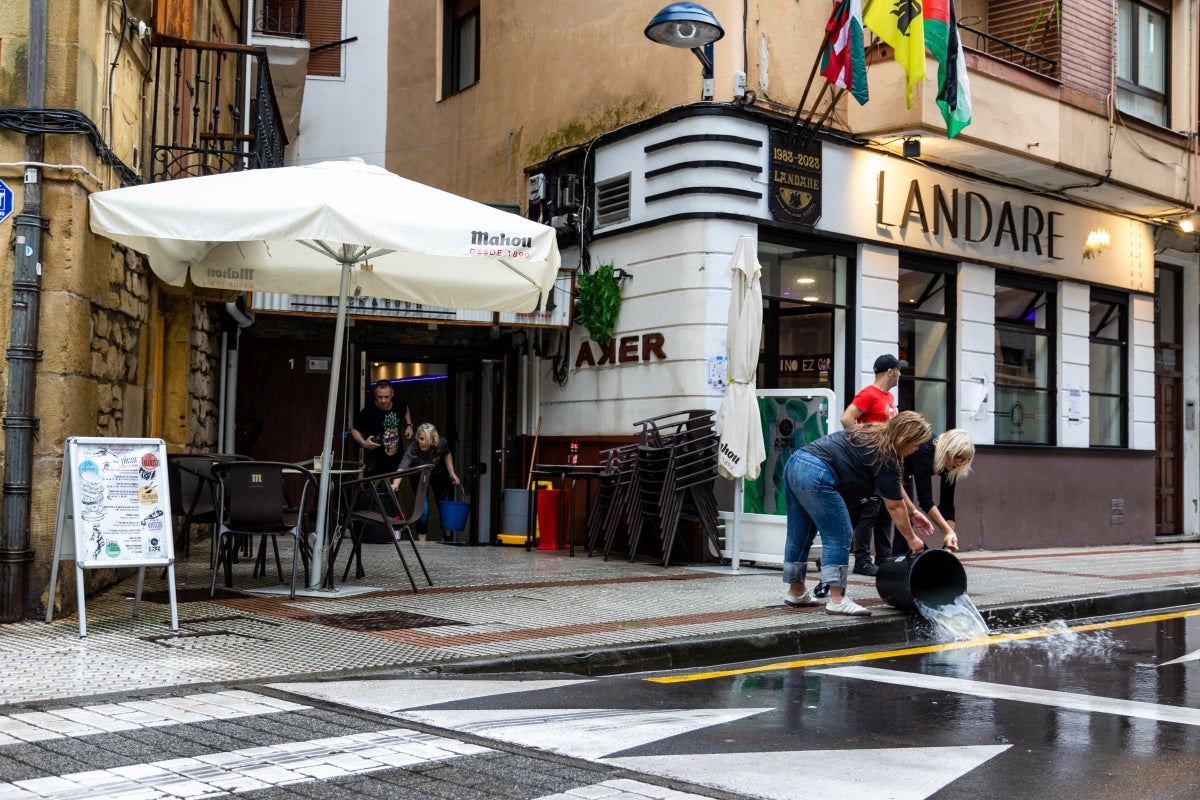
[{"xmin": 875, "ymin": 549, "xmax": 967, "ymax": 611}]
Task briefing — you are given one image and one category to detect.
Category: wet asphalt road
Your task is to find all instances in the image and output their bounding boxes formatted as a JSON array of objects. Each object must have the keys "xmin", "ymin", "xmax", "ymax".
[{"xmin": 1, "ymin": 607, "xmax": 1198, "ymax": 799}]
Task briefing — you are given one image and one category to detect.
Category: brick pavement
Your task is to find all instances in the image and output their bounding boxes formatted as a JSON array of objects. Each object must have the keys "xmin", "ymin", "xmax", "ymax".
[{"xmin": 2, "ymin": 540, "xmax": 1197, "ymax": 708}]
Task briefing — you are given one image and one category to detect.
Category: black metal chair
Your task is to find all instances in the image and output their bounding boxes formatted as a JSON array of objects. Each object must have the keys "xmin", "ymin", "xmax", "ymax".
[
  {"xmin": 169, "ymin": 453, "xmax": 249, "ymax": 559},
  {"xmin": 326, "ymin": 464, "xmax": 434, "ymax": 593},
  {"xmin": 210, "ymin": 460, "xmax": 317, "ymax": 599}
]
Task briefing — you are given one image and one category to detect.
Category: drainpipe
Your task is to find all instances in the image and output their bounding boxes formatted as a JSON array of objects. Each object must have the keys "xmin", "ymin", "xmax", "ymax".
[{"xmin": 1, "ymin": 0, "xmax": 47, "ymax": 621}]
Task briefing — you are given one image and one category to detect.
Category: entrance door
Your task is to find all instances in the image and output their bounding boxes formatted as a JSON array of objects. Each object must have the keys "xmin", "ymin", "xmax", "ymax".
[{"xmin": 1155, "ymin": 372, "xmax": 1181, "ymax": 535}]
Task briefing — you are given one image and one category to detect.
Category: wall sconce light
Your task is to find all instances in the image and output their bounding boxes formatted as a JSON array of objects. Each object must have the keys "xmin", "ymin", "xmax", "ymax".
[
  {"xmin": 902, "ymin": 137, "xmax": 921, "ymax": 158},
  {"xmin": 612, "ymin": 268, "xmax": 634, "ymax": 282},
  {"xmin": 1082, "ymin": 227, "xmax": 1111, "ymax": 260},
  {"xmin": 644, "ymin": 3, "xmax": 724, "ymax": 101}
]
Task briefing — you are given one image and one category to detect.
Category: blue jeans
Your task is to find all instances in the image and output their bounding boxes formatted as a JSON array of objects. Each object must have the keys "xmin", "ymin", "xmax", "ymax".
[{"xmin": 782, "ymin": 450, "xmax": 852, "ymax": 589}]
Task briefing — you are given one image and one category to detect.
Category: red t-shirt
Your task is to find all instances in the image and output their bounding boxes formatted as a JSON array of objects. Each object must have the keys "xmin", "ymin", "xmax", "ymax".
[{"xmin": 849, "ymin": 385, "xmax": 897, "ymax": 423}]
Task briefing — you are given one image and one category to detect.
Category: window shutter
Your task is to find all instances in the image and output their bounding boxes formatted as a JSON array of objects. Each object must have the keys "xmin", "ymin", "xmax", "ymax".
[{"xmin": 307, "ymin": 0, "xmax": 343, "ymax": 77}]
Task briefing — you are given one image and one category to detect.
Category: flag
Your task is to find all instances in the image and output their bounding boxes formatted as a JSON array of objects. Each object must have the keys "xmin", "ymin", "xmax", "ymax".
[
  {"xmin": 924, "ymin": 0, "xmax": 973, "ymax": 136},
  {"xmin": 863, "ymin": 0, "xmax": 926, "ymax": 107},
  {"xmin": 820, "ymin": 0, "xmax": 869, "ymax": 105}
]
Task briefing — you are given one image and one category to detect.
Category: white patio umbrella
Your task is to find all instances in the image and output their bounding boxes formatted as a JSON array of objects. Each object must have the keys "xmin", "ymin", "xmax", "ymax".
[
  {"xmin": 89, "ymin": 159, "xmax": 560, "ymax": 589},
  {"xmin": 715, "ymin": 235, "xmax": 766, "ymax": 570}
]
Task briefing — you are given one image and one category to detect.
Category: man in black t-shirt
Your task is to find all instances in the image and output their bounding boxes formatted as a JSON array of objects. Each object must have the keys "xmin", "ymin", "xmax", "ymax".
[{"xmin": 350, "ymin": 381, "xmax": 413, "ymax": 476}]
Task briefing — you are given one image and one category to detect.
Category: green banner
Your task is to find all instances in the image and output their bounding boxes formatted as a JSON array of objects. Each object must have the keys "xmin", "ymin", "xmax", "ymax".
[{"xmin": 744, "ymin": 394, "xmax": 831, "ymax": 515}]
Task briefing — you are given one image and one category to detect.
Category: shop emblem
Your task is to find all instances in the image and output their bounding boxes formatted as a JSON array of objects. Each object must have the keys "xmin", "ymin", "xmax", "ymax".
[{"xmin": 769, "ymin": 129, "xmax": 822, "ymax": 227}]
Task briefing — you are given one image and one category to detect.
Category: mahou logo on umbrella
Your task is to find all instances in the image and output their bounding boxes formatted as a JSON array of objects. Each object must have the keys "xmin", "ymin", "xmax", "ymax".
[{"xmin": 469, "ymin": 230, "xmax": 534, "ymax": 259}]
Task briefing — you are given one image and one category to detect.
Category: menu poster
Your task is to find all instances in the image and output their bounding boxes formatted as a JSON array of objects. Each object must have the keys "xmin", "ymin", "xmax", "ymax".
[{"xmin": 66, "ymin": 437, "xmax": 174, "ymax": 567}]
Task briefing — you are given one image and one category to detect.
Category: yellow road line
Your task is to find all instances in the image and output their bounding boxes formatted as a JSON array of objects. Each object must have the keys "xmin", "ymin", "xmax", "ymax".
[{"xmin": 647, "ymin": 607, "xmax": 1200, "ymax": 684}]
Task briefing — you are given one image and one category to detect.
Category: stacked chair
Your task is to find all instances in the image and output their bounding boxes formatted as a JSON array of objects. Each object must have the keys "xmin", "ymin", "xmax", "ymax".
[
  {"xmin": 586, "ymin": 443, "xmax": 640, "ymax": 557},
  {"xmin": 596, "ymin": 409, "xmax": 721, "ymax": 567}
]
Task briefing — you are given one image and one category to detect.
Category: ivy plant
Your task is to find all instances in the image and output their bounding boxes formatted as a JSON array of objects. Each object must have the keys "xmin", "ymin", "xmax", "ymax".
[{"xmin": 576, "ymin": 263, "xmax": 623, "ymax": 346}]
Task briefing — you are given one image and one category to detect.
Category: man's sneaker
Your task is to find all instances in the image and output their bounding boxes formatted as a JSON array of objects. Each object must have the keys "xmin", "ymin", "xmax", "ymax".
[
  {"xmin": 783, "ymin": 589, "xmax": 822, "ymax": 607},
  {"xmin": 812, "ymin": 581, "xmax": 831, "ymax": 599},
  {"xmin": 825, "ymin": 597, "xmax": 872, "ymax": 616},
  {"xmin": 852, "ymin": 560, "xmax": 880, "ymax": 577}
]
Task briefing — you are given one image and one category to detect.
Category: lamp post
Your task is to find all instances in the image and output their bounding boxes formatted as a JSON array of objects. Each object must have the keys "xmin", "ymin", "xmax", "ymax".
[{"xmin": 644, "ymin": 3, "xmax": 724, "ymax": 101}]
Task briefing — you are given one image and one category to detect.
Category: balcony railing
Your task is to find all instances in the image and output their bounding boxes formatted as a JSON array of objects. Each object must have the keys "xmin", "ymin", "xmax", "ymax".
[
  {"xmin": 960, "ymin": 24, "xmax": 1058, "ymax": 78},
  {"xmin": 254, "ymin": 0, "xmax": 305, "ymax": 38},
  {"xmin": 149, "ymin": 41, "xmax": 287, "ymax": 182}
]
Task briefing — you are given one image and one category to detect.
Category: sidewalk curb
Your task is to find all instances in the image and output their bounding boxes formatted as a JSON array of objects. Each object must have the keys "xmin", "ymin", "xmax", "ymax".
[{"xmin": 412, "ymin": 585, "xmax": 1200, "ymax": 678}]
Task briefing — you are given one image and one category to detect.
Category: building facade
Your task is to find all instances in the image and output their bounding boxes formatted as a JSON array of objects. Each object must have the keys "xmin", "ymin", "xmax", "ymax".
[{"xmin": 384, "ymin": 0, "xmax": 1199, "ymax": 548}]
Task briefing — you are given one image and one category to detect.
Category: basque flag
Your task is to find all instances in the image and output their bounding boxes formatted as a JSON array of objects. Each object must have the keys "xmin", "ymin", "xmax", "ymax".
[{"xmin": 820, "ymin": 0, "xmax": 869, "ymax": 105}]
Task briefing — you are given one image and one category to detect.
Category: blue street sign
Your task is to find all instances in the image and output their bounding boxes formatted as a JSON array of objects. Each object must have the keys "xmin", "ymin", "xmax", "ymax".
[{"xmin": 0, "ymin": 179, "xmax": 13, "ymax": 224}]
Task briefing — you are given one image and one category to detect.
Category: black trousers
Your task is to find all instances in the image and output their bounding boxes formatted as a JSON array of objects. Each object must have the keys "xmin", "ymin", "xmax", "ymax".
[{"xmin": 850, "ymin": 496, "xmax": 892, "ymax": 564}]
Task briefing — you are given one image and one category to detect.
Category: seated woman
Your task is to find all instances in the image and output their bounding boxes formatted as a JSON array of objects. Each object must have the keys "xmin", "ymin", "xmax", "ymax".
[
  {"xmin": 393, "ymin": 423, "xmax": 460, "ymax": 540},
  {"xmin": 898, "ymin": 428, "xmax": 975, "ymax": 555}
]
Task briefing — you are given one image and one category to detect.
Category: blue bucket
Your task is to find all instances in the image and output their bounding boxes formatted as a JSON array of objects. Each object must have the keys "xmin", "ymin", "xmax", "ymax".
[{"xmin": 439, "ymin": 487, "xmax": 470, "ymax": 532}]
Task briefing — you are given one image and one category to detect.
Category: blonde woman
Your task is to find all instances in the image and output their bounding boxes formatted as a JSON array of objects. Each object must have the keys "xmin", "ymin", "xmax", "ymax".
[
  {"xmin": 394, "ymin": 423, "xmax": 460, "ymax": 538},
  {"xmin": 899, "ymin": 428, "xmax": 975, "ymax": 554},
  {"xmin": 781, "ymin": 411, "xmax": 936, "ymax": 616}
]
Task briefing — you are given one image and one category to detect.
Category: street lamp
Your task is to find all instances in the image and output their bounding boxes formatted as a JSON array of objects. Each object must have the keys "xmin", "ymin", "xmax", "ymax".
[{"xmin": 644, "ymin": 3, "xmax": 725, "ymax": 101}]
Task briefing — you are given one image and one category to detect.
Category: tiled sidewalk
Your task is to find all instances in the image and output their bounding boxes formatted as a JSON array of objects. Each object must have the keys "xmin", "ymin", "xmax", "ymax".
[{"xmin": 1, "ymin": 541, "xmax": 1196, "ymax": 707}]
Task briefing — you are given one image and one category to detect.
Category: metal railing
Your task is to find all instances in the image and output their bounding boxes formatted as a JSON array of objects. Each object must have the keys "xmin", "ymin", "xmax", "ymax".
[
  {"xmin": 254, "ymin": 0, "xmax": 305, "ymax": 38},
  {"xmin": 149, "ymin": 41, "xmax": 287, "ymax": 182},
  {"xmin": 960, "ymin": 24, "xmax": 1058, "ymax": 78}
]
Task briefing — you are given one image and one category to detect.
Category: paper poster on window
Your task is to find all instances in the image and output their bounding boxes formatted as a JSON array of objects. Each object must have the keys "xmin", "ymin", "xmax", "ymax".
[
  {"xmin": 1067, "ymin": 386, "xmax": 1083, "ymax": 425},
  {"xmin": 743, "ymin": 393, "xmax": 831, "ymax": 515},
  {"xmin": 964, "ymin": 375, "xmax": 988, "ymax": 422}
]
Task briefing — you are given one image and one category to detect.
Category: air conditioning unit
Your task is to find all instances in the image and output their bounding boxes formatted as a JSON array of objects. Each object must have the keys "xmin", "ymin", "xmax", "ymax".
[
  {"xmin": 527, "ymin": 174, "xmax": 548, "ymax": 204},
  {"xmin": 557, "ymin": 175, "xmax": 582, "ymax": 210}
]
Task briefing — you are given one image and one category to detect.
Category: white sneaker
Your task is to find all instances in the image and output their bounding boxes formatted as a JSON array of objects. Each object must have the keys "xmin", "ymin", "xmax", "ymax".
[
  {"xmin": 784, "ymin": 590, "xmax": 821, "ymax": 607},
  {"xmin": 825, "ymin": 597, "xmax": 872, "ymax": 616}
]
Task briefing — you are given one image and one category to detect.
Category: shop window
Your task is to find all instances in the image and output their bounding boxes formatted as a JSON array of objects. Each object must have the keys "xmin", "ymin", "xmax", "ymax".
[
  {"xmin": 757, "ymin": 238, "xmax": 851, "ymax": 394},
  {"xmin": 994, "ymin": 274, "xmax": 1056, "ymax": 445},
  {"xmin": 444, "ymin": 0, "xmax": 480, "ymax": 96},
  {"xmin": 1117, "ymin": 0, "xmax": 1168, "ymax": 126},
  {"xmin": 898, "ymin": 258, "xmax": 956, "ymax": 433},
  {"xmin": 1089, "ymin": 290, "xmax": 1127, "ymax": 447}
]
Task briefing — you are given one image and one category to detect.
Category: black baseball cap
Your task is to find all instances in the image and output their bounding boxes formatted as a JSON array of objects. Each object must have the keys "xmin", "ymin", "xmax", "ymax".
[{"xmin": 874, "ymin": 354, "xmax": 908, "ymax": 372}]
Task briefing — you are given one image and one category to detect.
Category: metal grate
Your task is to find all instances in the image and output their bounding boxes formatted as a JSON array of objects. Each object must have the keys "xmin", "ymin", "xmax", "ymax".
[
  {"xmin": 595, "ymin": 174, "xmax": 632, "ymax": 226},
  {"xmin": 298, "ymin": 609, "xmax": 463, "ymax": 631}
]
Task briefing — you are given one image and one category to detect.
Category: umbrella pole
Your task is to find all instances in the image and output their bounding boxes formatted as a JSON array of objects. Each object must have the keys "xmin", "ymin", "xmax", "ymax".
[
  {"xmin": 731, "ymin": 477, "xmax": 743, "ymax": 572},
  {"xmin": 308, "ymin": 258, "xmax": 353, "ymax": 590}
]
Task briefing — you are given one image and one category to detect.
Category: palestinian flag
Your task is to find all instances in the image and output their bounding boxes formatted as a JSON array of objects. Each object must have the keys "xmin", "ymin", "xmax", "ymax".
[
  {"xmin": 820, "ymin": 0, "xmax": 869, "ymax": 105},
  {"xmin": 924, "ymin": 0, "xmax": 973, "ymax": 137}
]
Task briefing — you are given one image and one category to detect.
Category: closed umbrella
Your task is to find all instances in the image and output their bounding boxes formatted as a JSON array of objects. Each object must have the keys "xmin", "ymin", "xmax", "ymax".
[
  {"xmin": 89, "ymin": 159, "xmax": 561, "ymax": 588},
  {"xmin": 715, "ymin": 235, "xmax": 766, "ymax": 569}
]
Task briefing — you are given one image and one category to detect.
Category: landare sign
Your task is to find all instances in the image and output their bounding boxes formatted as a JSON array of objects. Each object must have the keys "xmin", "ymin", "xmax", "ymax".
[{"xmin": 820, "ymin": 146, "xmax": 1154, "ymax": 294}]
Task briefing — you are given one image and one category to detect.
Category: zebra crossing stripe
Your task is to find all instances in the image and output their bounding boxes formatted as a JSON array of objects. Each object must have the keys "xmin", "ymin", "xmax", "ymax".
[
  {"xmin": 0, "ymin": 690, "xmax": 308, "ymax": 747},
  {"xmin": 3, "ymin": 728, "xmax": 491, "ymax": 798}
]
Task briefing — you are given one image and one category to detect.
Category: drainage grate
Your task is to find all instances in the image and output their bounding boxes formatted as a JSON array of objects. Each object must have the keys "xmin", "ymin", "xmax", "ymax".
[
  {"xmin": 134, "ymin": 588, "xmax": 246, "ymax": 604},
  {"xmin": 298, "ymin": 609, "xmax": 462, "ymax": 632}
]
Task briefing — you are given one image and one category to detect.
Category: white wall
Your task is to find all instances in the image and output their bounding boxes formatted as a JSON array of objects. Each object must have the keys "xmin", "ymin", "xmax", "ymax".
[
  {"xmin": 538, "ymin": 218, "xmax": 758, "ymax": 437},
  {"xmin": 853, "ymin": 244, "xmax": 900, "ymax": 399},
  {"xmin": 291, "ymin": 1, "xmax": 389, "ymax": 166},
  {"xmin": 958, "ymin": 263, "xmax": 994, "ymax": 445},
  {"xmin": 1059, "ymin": 281, "xmax": 1090, "ymax": 448}
]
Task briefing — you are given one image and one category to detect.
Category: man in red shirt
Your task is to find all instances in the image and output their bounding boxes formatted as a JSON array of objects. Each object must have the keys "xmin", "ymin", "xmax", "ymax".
[{"xmin": 839, "ymin": 354, "xmax": 907, "ymax": 576}]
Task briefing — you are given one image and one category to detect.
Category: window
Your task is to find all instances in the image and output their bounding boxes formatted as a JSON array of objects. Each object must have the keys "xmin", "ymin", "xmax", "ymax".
[
  {"xmin": 1117, "ymin": 0, "xmax": 1168, "ymax": 126},
  {"xmin": 994, "ymin": 274, "xmax": 1056, "ymax": 444},
  {"xmin": 444, "ymin": 0, "xmax": 480, "ymax": 96},
  {"xmin": 1089, "ymin": 290, "xmax": 1127, "ymax": 447},
  {"xmin": 757, "ymin": 238, "xmax": 851, "ymax": 394},
  {"xmin": 306, "ymin": 0, "xmax": 344, "ymax": 77},
  {"xmin": 898, "ymin": 258, "xmax": 956, "ymax": 432}
]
